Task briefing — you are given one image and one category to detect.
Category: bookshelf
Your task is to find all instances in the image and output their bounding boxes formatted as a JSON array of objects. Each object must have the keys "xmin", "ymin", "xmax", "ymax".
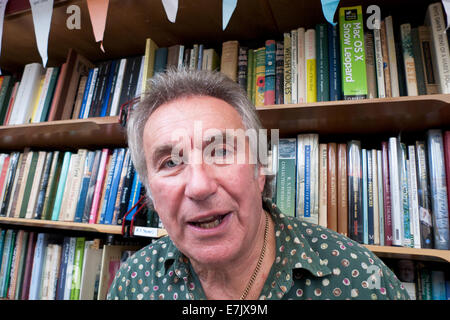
[{"xmin": 0, "ymin": 0, "xmax": 449, "ymax": 300}]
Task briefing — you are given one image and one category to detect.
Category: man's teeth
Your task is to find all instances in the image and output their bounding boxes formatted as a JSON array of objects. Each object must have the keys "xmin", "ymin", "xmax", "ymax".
[{"xmin": 194, "ymin": 215, "xmax": 224, "ymax": 229}]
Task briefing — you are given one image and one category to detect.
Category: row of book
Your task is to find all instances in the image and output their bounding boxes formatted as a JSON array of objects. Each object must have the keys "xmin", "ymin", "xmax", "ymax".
[
  {"xmin": 384, "ymin": 258, "xmax": 449, "ymax": 300},
  {"xmin": 0, "ymin": 229, "xmax": 140, "ymax": 300},
  {"xmin": 272, "ymin": 129, "xmax": 450, "ymax": 250},
  {"xmin": 0, "ymin": 147, "xmax": 161, "ymax": 228}
]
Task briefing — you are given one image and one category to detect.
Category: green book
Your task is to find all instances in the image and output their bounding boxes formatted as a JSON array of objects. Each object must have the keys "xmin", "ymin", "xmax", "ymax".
[
  {"xmin": 0, "ymin": 76, "xmax": 14, "ymax": 125},
  {"xmin": 276, "ymin": 138, "xmax": 297, "ymax": 217},
  {"xmin": 70, "ymin": 237, "xmax": 86, "ymax": 300},
  {"xmin": 51, "ymin": 151, "xmax": 72, "ymax": 221},
  {"xmin": 316, "ymin": 23, "xmax": 329, "ymax": 101},
  {"xmin": 411, "ymin": 27, "xmax": 427, "ymax": 95},
  {"xmin": 13, "ymin": 231, "xmax": 29, "ymax": 300},
  {"xmin": 339, "ymin": 6, "xmax": 367, "ymax": 99},
  {"xmin": 42, "ymin": 151, "xmax": 63, "ymax": 220},
  {"xmin": 19, "ymin": 151, "xmax": 39, "ymax": 218},
  {"xmin": 247, "ymin": 49, "xmax": 254, "ymax": 103}
]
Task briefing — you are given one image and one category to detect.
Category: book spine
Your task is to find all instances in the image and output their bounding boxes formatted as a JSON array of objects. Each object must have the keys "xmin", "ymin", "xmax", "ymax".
[
  {"xmin": 364, "ymin": 33, "xmax": 377, "ymax": 99},
  {"xmin": 339, "ymin": 6, "xmax": 367, "ymax": 100},
  {"xmin": 318, "ymin": 143, "xmax": 327, "ymax": 228},
  {"xmin": 372, "ymin": 150, "xmax": 380, "ymax": 245},
  {"xmin": 399, "ymin": 143, "xmax": 412, "ymax": 247},
  {"xmin": 305, "ymin": 29, "xmax": 317, "ymax": 103},
  {"xmin": 411, "ymin": 28, "xmax": 427, "ymax": 95},
  {"xmin": 28, "ymin": 233, "xmax": 47, "ymax": 300},
  {"xmin": 373, "ymin": 28, "xmax": 386, "ymax": 98},
  {"xmin": 367, "ymin": 149, "xmax": 375, "ymax": 245},
  {"xmin": 407, "ymin": 145, "xmax": 421, "ymax": 248},
  {"xmin": 70, "ymin": 237, "xmax": 85, "ymax": 300},
  {"xmin": 275, "ymin": 41, "xmax": 284, "ymax": 105},
  {"xmin": 51, "ymin": 152, "xmax": 72, "ymax": 221},
  {"xmin": 362, "ymin": 149, "xmax": 368, "ymax": 244},
  {"xmin": 264, "ymin": 40, "xmax": 276, "ymax": 106},
  {"xmin": 237, "ymin": 46, "xmax": 248, "ymax": 92},
  {"xmin": 290, "ymin": 29, "xmax": 298, "ymax": 104},
  {"xmin": 89, "ymin": 149, "xmax": 110, "ymax": 224},
  {"xmin": 418, "ymin": 26, "xmax": 439, "ymax": 95},
  {"xmin": 247, "ymin": 49, "xmax": 255, "ymax": 103},
  {"xmin": 337, "ymin": 143, "xmax": 348, "ymax": 236},
  {"xmin": 220, "ymin": 41, "xmax": 238, "ymax": 81},
  {"xmin": 377, "ymin": 150, "xmax": 385, "ymax": 246},
  {"xmin": 400, "ymin": 24, "xmax": 419, "ymax": 96},
  {"xmin": 348, "ymin": 140, "xmax": 363, "ymax": 243},
  {"xmin": 283, "ymin": 32, "xmax": 292, "ymax": 104},
  {"xmin": 425, "ymin": 2, "xmax": 450, "ymax": 93},
  {"xmin": 33, "ymin": 151, "xmax": 54, "ymax": 219},
  {"xmin": 276, "ymin": 138, "xmax": 297, "ymax": 217},
  {"xmin": 254, "ymin": 47, "xmax": 266, "ymax": 107},
  {"xmin": 427, "ymin": 129, "xmax": 450, "ymax": 250},
  {"xmin": 327, "ymin": 143, "xmax": 337, "ymax": 231},
  {"xmin": 444, "ymin": 132, "xmax": 450, "ymax": 233},
  {"xmin": 328, "ymin": 24, "xmax": 341, "ymax": 101},
  {"xmin": 56, "ymin": 237, "xmax": 70, "ymax": 300},
  {"xmin": 388, "ymin": 137, "xmax": 403, "ymax": 246},
  {"xmin": 380, "ymin": 20, "xmax": 392, "ymax": 98},
  {"xmin": 74, "ymin": 151, "xmax": 95, "ymax": 222},
  {"xmin": 385, "ymin": 16, "xmax": 400, "ymax": 97},
  {"xmin": 104, "ymin": 148, "xmax": 126, "ymax": 224},
  {"xmin": 109, "ymin": 58, "xmax": 127, "ymax": 116},
  {"xmin": 297, "ymin": 27, "xmax": 306, "ymax": 103},
  {"xmin": 0, "ymin": 152, "xmax": 19, "ymax": 217},
  {"xmin": 64, "ymin": 237, "xmax": 76, "ymax": 300},
  {"xmin": 316, "ymin": 24, "xmax": 329, "ymax": 102}
]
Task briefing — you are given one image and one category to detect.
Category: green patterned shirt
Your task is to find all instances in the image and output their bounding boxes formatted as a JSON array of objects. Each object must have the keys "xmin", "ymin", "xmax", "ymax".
[{"xmin": 107, "ymin": 199, "xmax": 410, "ymax": 300}]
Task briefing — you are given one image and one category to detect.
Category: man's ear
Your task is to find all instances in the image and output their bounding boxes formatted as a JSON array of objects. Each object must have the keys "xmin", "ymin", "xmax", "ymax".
[{"xmin": 257, "ymin": 165, "xmax": 266, "ymax": 193}]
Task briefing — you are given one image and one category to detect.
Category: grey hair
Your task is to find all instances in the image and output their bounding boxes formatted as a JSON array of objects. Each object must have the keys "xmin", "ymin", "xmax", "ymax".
[{"xmin": 127, "ymin": 68, "xmax": 274, "ymax": 206}]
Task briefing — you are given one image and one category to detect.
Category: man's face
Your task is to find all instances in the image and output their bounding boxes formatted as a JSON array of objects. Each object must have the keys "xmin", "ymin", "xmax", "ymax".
[{"xmin": 143, "ymin": 96, "xmax": 266, "ymax": 266}]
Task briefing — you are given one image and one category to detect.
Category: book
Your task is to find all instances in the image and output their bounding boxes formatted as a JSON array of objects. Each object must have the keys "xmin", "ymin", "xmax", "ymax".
[
  {"xmin": 70, "ymin": 237, "xmax": 86, "ymax": 300},
  {"xmin": 425, "ymin": 2, "xmax": 450, "ymax": 94},
  {"xmin": 276, "ymin": 138, "xmax": 297, "ymax": 217},
  {"xmin": 264, "ymin": 40, "xmax": 276, "ymax": 106},
  {"xmin": 384, "ymin": 16, "xmax": 400, "ymax": 97},
  {"xmin": 275, "ymin": 41, "xmax": 284, "ymax": 105},
  {"xmin": 388, "ymin": 137, "xmax": 403, "ymax": 246},
  {"xmin": 33, "ymin": 151, "xmax": 54, "ymax": 219},
  {"xmin": 141, "ymin": 38, "xmax": 158, "ymax": 95},
  {"xmin": 291, "ymin": 29, "xmax": 298, "ymax": 104},
  {"xmin": 362, "ymin": 149, "xmax": 369, "ymax": 244},
  {"xmin": 18, "ymin": 151, "xmax": 39, "ymax": 218},
  {"xmin": 348, "ymin": 140, "xmax": 363, "ymax": 243},
  {"xmin": 316, "ymin": 24, "xmax": 329, "ymax": 102},
  {"xmin": 380, "ymin": 20, "xmax": 392, "ymax": 98},
  {"xmin": 400, "ymin": 24, "xmax": 419, "ymax": 96},
  {"xmin": 283, "ymin": 32, "xmax": 292, "ymax": 104},
  {"xmin": 327, "ymin": 143, "xmax": 337, "ymax": 232},
  {"xmin": 297, "ymin": 27, "xmax": 306, "ymax": 103},
  {"xmin": 337, "ymin": 144, "xmax": 348, "ymax": 236},
  {"xmin": 417, "ymin": 26, "xmax": 439, "ymax": 95},
  {"xmin": 407, "ymin": 145, "xmax": 421, "ymax": 248},
  {"xmin": 373, "ymin": 27, "xmax": 386, "ymax": 98},
  {"xmin": 25, "ymin": 151, "xmax": 47, "ymax": 219},
  {"xmin": 237, "ymin": 46, "xmax": 248, "ymax": 91},
  {"xmin": 377, "ymin": 150, "xmax": 385, "ymax": 246},
  {"xmin": 220, "ymin": 40, "xmax": 239, "ymax": 82},
  {"xmin": 364, "ymin": 33, "xmax": 377, "ymax": 98},
  {"xmin": 74, "ymin": 151, "xmax": 96, "ymax": 222},
  {"xmin": 247, "ymin": 49, "xmax": 255, "ymax": 103},
  {"xmin": 89, "ymin": 149, "xmax": 111, "ymax": 224},
  {"xmin": 328, "ymin": 24, "xmax": 341, "ymax": 101},
  {"xmin": 318, "ymin": 143, "xmax": 327, "ymax": 228},
  {"xmin": 109, "ymin": 58, "xmax": 127, "ymax": 116},
  {"xmin": 399, "ymin": 142, "xmax": 412, "ymax": 247},
  {"xmin": 79, "ymin": 240, "xmax": 102, "ymax": 300},
  {"xmin": 381, "ymin": 142, "xmax": 393, "ymax": 246},
  {"xmin": 371, "ymin": 149, "xmax": 380, "ymax": 245},
  {"xmin": 104, "ymin": 148, "xmax": 126, "ymax": 225},
  {"xmin": 427, "ymin": 129, "xmax": 450, "ymax": 250},
  {"xmin": 254, "ymin": 47, "xmax": 266, "ymax": 107},
  {"xmin": 28, "ymin": 233, "xmax": 48, "ymax": 300},
  {"xmin": 339, "ymin": 6, "xmax": 367, "ymax": 100},
  {"xmin": 51, "ymin": 151, "xmax": 72, "ymax": 221},
  {"xmin": 305, "ymin": 29, "xmax": 317, "ymax": 103},
  {"xmin": 411, "ymin": 28, "xmax": 427, "ymax": 95}
]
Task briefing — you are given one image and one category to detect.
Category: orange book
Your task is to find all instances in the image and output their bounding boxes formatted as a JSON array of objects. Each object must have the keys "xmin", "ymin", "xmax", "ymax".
[
  {"xmin": 327, "ymin": 143, "xmax": 337, "ymax": 232},
  {"xmin": 337, "ymin": 143, "xmax": 348, "ymax": 236}
]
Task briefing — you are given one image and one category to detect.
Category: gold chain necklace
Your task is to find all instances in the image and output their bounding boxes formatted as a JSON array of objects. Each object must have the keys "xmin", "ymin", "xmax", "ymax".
[{"xmin": 240, "ymin": 211, "xmax": 269, "ymax": 300}]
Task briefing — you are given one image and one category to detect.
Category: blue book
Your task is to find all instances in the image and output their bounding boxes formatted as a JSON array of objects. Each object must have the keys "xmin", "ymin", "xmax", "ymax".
[
  {"xmin": 0, "ymin": 229, "xmax": 14, "ymax": 297},
  {"xmin": 78, "ymin": 68, "xmax": 93, "ymax": 119},
  {"xmin": 0, "ymin": 230, "xmax": 6, "ymax": 271},
  {"xmin": 74, "ymin": 151, "xmax": 96, "ymax": 222},
  {"xmin": 28, "ymin": 233, "xmax": 48, "ymax": 300},
  {"xmin": 154, "ymin": 48, "xmax": 168, "ymax": 74},
  {"xmin": 362, "ymin": 149, "xmax": 368, "ymax": 244},
  {"xmin": 100, "ymin": 60, "xmax": 117, "ymax": 117},
  {"xmin": 427, "ymin": 129, "xmax": 450, "ymax": 250},
  {"xmin": 197, "ymin": 44, "xmax": 204, "ymax": 70},
  {"xmin": 367, "ymin": 150, "xmax": 374, "ymax": 245},
  {"xmin": 264, "ymin": 40, "xmax": 276, "ymax": 105},
  {"xmin": 431, "ymin": 270, "xmax": 446, "ymax": 300},
  {"xmin": 104, "ymin": 148, "xmax": 126, "ymax": 224},
  {"xmin": 51, "ymin": 152, "xmax": 72, "ymax": 221},
  {"xmin": 328, "ymin": 24, "xmax": 341, "ymax": 101},
  {"xmin": 56, "ymin": 237, "xmax": 71, "ymax": 300},
  {"xmin": 99, "ymin": 149, "xmax": 119, "ymax": 224},
  {"xmin": 316, "ymin": 23, "xmax": 329, "ymax": 102},
  {"xmin": 126, "ymin": 173, "xmax": 142, "ymax": 221}
]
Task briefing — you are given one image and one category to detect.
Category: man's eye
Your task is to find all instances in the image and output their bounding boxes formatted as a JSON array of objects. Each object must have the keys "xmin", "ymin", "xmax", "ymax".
[{"xmin": 161, "ymin": 158, "xmax": 181, "ymax": 169}]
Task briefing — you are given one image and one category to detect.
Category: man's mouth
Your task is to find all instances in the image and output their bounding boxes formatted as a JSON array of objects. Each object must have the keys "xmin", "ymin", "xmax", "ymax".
[{"xmin": 188, "ymin": 213, "xmax": 230, "ymax": 229}]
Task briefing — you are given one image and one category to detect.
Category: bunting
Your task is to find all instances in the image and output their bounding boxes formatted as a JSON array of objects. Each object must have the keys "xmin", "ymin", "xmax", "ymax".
[
  {"xmin": 86, "ymin": 0, "xmax": 109, "ymax": 52},
  {"xmin": 29, "ymin": 0, "xmax": 53, "ymax": 67}
]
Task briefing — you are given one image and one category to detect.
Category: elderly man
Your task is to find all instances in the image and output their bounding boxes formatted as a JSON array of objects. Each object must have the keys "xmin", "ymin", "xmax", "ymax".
[{"xmin": 107, "ymin": 69, "xmax": 409, "ymax": 300}]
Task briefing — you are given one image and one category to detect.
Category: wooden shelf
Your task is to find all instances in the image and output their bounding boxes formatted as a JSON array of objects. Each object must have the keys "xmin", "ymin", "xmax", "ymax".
[
  {"xmin": 365, "ymin": 245, "xmax": 450, "ymax": 263},
  {"xmin": 257, "ymin": 94, "xmax": 450, "ymax": 137},
  {"xmin": 0, "ymin": 116, "xmax": 126, "ymax": 151}
]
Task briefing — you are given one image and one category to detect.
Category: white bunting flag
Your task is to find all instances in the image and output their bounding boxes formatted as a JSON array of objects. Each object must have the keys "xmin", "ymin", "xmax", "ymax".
[
  {"xmin": 223, "ymin": 0, "xmax": 237, "ymax": 30},
  {"xmin": 29, "ymin": 0, "xmax": 54, "ymax": 67},
  {"xmin": 162, "ymin": 0, "xmax": 178, "ymax": 23},
  {"xmin": 442, "ymin": 0, "xmax": 450, "ymax": 30}
]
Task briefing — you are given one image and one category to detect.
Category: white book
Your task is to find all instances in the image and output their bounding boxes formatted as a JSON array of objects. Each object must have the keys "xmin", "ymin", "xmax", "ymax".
[
  {"xmin": 82, "ymin": 67, "xmax": 99, "ymax": 119},
  {"xmin": 25, "ymin": 151, "xmax": 47, "ymax": 219},
  {"xmin": 384, "ymin": 16, "xmax": 400, "ymax": 97},
  {"xmin": 64, "ymin": 237, "xmax": 77, "ymax": 300},
  {"xmin": 297, "ymin": 27, "xmax": 306, "ymax": 103},
  {"xmin": 377, "ymin": 150, "xmax": 385, "ymax": 246},
  {"xmin": 109, "ymin": 58, "xmax": 127, "ymax": 116},
  {"xmin": 6, "ymin": 153, "xmax": 24, "ymax": 217},
  {"xmin": 318, "ymin": 143, "xmax": 327, "ymax": 228},
  {"xmin": 310, "ymin": 134, "xmax": 319, "ymax": 222},
  {"xmin": 372, "ymin": 149, "xmax": 380, "ymax": 245},
  {"xmin": 134, "ymin": 55, "xmax": 145, "ymax": 98},
  {"xmin": 177, "ymin": 45, "xmax": 185, "ymax": 69},
  {"xmin": 79, "ymin": 241, "xmax": 103, "ymax": 300},
  {"xmin": 305, "ymin": 29, "xmax": 316, "ymax": 103},
  {"xmin": 48, "ymin": 244, "xmax": 62, "ymax": 300},
  {"xmin": 400, "ymin": 24, "xmax": 419, "ymax": 96},
  {"xmin": 59, "ymin": 153, "xmax": 78, "ymax": 221},
  {"xmin": 407, "ymin": 145, "xmax": 421, "ymax": 248},
  {"xmin": 40, "ymin": 244, "xmax": 53, "ymax": 300},
  {"xmin": 9, "ymin": 63, "xmax": 44, "ymax": 125},
  {"xmin": 388, "ymin": 137, "xmax": 403, "ymax": 246},
  {"xmin": 297, "ymin": 136, "xmax": 305, "ymax": 219},
  {"xmin": 29, "ymin": 233, "xmax": 48, "ymax": 300},
  {"xmin": 66, "ymin": 149, "xmax": 88, "ymax": 222},
  {"xmin": 425, "ymin": 2, "xmax": 450, "ymax": 93},
  {"xmin": 190, "ymin": 44, "xmax": 199, "ymax": 70},
  {"xmin": 291, "ymin": 29, "xmax": 298, "ymax": 104},
  {"xmin": 373, "ymin": 29, "xmax": 386, "ymax": 98},
  {"xmin": 32, "ymin": 67, "xmax": 54, "ymax": 123}
]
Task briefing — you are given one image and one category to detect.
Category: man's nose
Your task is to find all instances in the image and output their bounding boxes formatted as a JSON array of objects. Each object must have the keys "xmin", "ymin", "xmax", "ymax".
[{"xmin": 184, "ymin": 162, "xmax": 218, "ymax": 201}]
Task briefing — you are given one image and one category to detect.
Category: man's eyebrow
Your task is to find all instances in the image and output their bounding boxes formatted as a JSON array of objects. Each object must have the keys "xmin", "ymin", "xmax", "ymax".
[{"xmin": 151, "ymin": 144, "xmax": 176, "ymax": 165}]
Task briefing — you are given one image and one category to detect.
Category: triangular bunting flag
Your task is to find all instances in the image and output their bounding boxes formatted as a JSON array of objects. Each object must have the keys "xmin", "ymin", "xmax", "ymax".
[
  {"xmin": 223, "ymin": 0, "xmax": 237, "ymax": 30},
  {"xmin": 162, "ymin": 0, "xmax": 178, "ymax": 23},
  {"xmin": 320, "ymin": 0, "xmax": 340, "ymax": 26},
  {"xmin": 87, "ymin": 0, "xmax": 109, "ymax": 52},
  {"xmin": 29, "ymin": 0, "xmax": 53, "ymax": 67},
  {"xmin": 0, "ymin": 0, "xmax": 8, "ymax": 74}
]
